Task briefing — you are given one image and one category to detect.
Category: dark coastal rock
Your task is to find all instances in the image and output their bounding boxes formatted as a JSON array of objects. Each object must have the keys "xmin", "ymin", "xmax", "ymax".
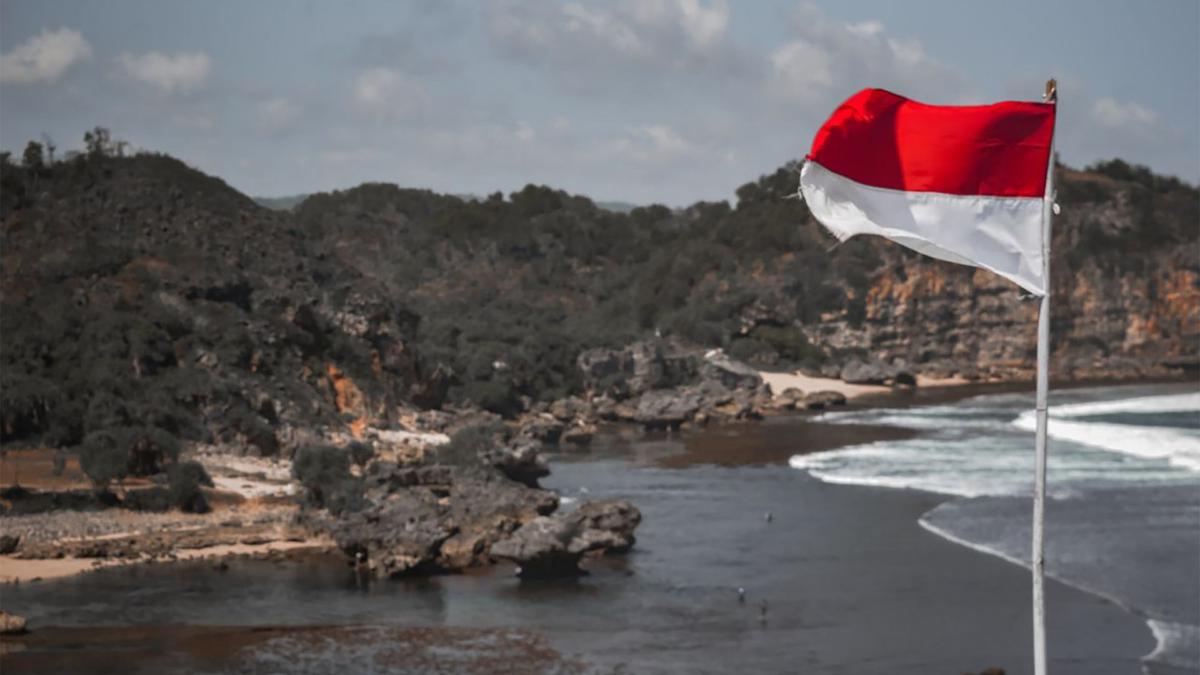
[
  {"xmin": 699, "ymin": 354, "xmax": 763, "ymax": 390},
  {"xmin": 803, "ymin": 390, "xmax": 847, "ymax": 409},
  {"xmin": 560, "ymin": 422, "xmax": 597, "ymax": 446},
  {"xmin": 490, "ymin": 499, "xmax": 643, "ymax": 578},
  {"xmin": 548, "ymin": 396, "xmax": 589, "ymax": 423},
  {"xmin": 573, "ymin": 499, "xmax": 641, "ymax": 553},
  {"xmin": 577, "ymin": 344, "xmax": 765, "ymax": 424},
  {"xmin": 488, "ymin": 516, "xmax": 583, "ymax": 578},
  {"xmin": 333, "ymin": 490, "xmax": 451, "ymax": 577},
  {"xmin": 839, "ymin": 358, "xmax": 916, "ymax": 388},
  {"xmin": 840, "ymin": 358, "xmax": 893, "ymax": 385},
  {"xmin": 577, "ymin": 341, "xmax": 697, "ymax": 399},
  {"xmin": 633, "ymin": 389, "xmax": 702, "ymax": 429},
  {"xmin": 0, "ymin": 534, "xmax": 20, "ymax": 554},
  {"xmin": 327, "ymin": 461, "xmax": 559, "ymax": 577},
  {"xmin": 483, "ymin": 439, "xmax": 550, "ymax": 488},
  {"xmin": 363, "ymin": 462, "xmax": 452, "ymax": 491},
  {"xmin": 771, "ymin": 387, "xmax": 805, "ymax": 410},
  {"xmin": 518, "ymin": 414, "xmax": 565, "ymax": 444}
]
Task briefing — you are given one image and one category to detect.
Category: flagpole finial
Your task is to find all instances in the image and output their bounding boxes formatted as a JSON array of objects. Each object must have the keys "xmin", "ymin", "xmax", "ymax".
[{"xmin": 1043, "ymin": 79, "xmax": 1057, "ymax": 103}]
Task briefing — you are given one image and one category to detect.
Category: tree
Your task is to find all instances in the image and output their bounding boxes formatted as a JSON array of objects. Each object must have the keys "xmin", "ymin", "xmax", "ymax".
[
  {"xmin": 40, "ymin": 133, "xmax": 56, "ymax": 164},
  {"xmin": 292, "ymin": 444, "xmax": 364, "ymax": 514},
  {"xmin": 167, "ymin": 460, "xmax": 213, "ymax": 512},
  {"xmin": 22, "ymin": 141, "xmax": 44, "ymax": 171},
  {"xmin": 84, "ymin": 127, "xmax": 112, "ymax": 158},
  {"xmin": 79, "ymin": 429, "xmax": 131, "ymax": 492}
]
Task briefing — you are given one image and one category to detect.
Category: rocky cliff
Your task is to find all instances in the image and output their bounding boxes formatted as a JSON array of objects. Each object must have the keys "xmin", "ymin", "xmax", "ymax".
[
  {"xmin": 802, "ymin": 165, "xmax": 1198, "ymax": 380},
  {"xmin": 1, "ymin": 148, "xmax": 1195, "ymax": 467}
]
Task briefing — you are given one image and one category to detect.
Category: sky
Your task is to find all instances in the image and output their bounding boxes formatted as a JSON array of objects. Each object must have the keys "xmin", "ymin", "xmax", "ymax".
[{"xmin": 2, "ymin": 0, "xmax": 1197, "ymax": 206}]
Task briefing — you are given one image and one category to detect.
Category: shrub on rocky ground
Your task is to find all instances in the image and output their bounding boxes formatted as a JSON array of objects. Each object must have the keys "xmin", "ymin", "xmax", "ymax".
[
  {"xmin": 425, "ymin": 423, "xmax": 500, "ymax": 468},
  {"xmin": 168, "ymin": 460, "xmax": 213, "ymax": 512},
  {"xmin": 292, "ymin": 443, "xmax": 365, "ymax": 514}
]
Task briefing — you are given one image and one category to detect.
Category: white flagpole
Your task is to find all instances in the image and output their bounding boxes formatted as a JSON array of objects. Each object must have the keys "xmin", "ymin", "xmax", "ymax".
[{"xmin": 1032, "ymin": 78, "xmax": 1057, "ymax": 675}]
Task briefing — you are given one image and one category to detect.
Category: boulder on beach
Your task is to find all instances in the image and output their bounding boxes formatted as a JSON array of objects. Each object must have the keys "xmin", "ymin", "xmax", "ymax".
[
  {"xmin": 839, "ymin": 358, "xmax": 892, "ymax": 385},
  {"xmin": 840, "ymin": 358, "xmax": 915, "ymax": 387},
  {"xmin": 803, "ymin": 390, "xmax": 847, "ymax": 410},
  {"xmin": 771, "ymin": 387, "xmax": 806, "ymax": 410}
]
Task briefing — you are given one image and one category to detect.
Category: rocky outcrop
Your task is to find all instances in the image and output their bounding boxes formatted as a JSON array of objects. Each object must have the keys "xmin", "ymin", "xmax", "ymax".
[
  {"xmin": 490, "ymin": 499, "xmax": 642, "ymax": 578},
  {"xmin": 578, "ymin": 341, "xmax": 698, "ymax": 398},
  {"xmin": 700, "ymin": 354, "xmax": 763, "ymax": 390},
  {"xmin": 803, "ymin": 390, "xmax": 847, "ymax": 410},
  {"xmin": 483, "ymin": 439, "xmax": 550, "ymax": 488},
  {"xmin": 839, "ymin": 358, "xmax": 913, "ymax": 386},
  {"xmin": 803, "ymin": 169, "xmax": 1198, "ymax": 381},
  {"xmin": 633, "ymin": 389, "xmax": 703, "ymax": 429},
  {"xmin": 574, "ymin": 342, "xmax": 771, "ymax": 430},
  {"xmin": 329, "ymin": 463, "xmax": 560, "ymax": 577},
  {"xmin": 573, "ymin": 500, "xmax": 641, "ymax": 553}
]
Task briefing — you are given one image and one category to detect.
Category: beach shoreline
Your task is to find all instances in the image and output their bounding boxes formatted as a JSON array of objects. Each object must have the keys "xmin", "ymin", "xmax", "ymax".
[
  {"xmin": 0, "ymin": 539, "xmax": 334, "ymax": 585},
  {"xmin": 2, "ymin": 375, "xmax": 1190, "ymax": 587},
  {"xmin": 1, "ymin": 459, "xmax": 1157, "ymax": 674}
]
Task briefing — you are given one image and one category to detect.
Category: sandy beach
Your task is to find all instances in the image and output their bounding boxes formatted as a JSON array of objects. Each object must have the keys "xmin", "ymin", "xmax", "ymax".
[{"xmin": 759, "ymin": 369, "xmax": 972, "ymax": 400}]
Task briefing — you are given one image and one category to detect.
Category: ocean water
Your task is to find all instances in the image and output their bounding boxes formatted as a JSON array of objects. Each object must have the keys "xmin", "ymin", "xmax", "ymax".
[{"xmin": 790, "ymin": 382, "xmax": 1200, "ymax": 674}]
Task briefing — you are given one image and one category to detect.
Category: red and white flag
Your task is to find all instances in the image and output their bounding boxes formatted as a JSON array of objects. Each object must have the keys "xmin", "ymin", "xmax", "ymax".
[{"xmin": 800, "ymin": 88, "xmax": 1056, "ymax": 295}]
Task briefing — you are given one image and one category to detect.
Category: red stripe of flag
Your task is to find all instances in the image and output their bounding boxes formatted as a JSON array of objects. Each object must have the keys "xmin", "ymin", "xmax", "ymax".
[{"xmin": 807, "ymin": 89, "xmax": 1056, "ymax": 198}]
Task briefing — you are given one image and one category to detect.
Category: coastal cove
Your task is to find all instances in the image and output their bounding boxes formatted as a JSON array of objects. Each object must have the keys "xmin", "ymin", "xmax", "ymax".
[{"xmin": 4, "ymin": 381, "xmax": 1190, "ymax": 674}]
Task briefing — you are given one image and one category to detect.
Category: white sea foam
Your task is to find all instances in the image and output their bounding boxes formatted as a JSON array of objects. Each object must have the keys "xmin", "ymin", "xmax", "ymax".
[
  {"xmin": 1050, "ymin": 391, "xmax": 1200, "ymax": 417},
  {"xmin": 794, "ymin": 387, "xmax": 1200, "ymax": 674},
  {"xmin": 1146, "ymin": 619, "xmax": 1200, "ymax": 670},
  {"xmin": 1012, "ymin": 392, "xmax": 1200, "ymax": 471}
]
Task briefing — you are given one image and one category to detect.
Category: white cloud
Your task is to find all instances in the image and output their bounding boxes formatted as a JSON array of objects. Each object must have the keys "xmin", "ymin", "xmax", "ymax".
[
  {"xmin": 769, "ymin": 4, "xmax": 969, "ymax": 108},
  {"xmin": 118, "ymin": 51, "xmax": 211, "ymax": 93},
  {"xmin": 514, "ymin": 122, "xmax": 536, "ymax": 143},
  {"xmin": 1090, "ymin": 97, "xmax": 1158, "ymax": 129},
  {"xmin": 628, "ymin": 0, "xmax": 730, "ymax": 48},
  {"xmin": 770, "ymin": 40, "xmax": 832, "ymax": 95},
  {"xmin": 0, "ymin": 27, "xmax": 92, "ymax": 85},
  {"xmin": 352, "ymin": 67, "xmax": 429, "ymax": 120},
  {"xmin": 489, "ymin": 0, "xmax": 745, "ymax": 82},
  {"xmin": 257, "ymin": 97, "xmax": 302, "ymax": 133},
  {"xmin": 611, "ymin": 124, "xmax": 697, "ymax": 163}
]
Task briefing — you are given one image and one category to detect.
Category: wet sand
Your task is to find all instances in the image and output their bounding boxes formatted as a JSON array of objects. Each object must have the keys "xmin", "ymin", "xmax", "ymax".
[
  {"xmin": 656, "ymin": 418, "xmax": 918, "ymax": 468},
  {"xmin": 0, "ymin": 539, "xmax": 333, "ymax": 584}
]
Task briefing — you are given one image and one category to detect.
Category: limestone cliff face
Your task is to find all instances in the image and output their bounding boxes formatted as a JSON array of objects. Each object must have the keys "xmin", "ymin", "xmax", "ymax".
[{"xmin": 804, "ymin": 168, "xmax": 1199, "ymax": 380}]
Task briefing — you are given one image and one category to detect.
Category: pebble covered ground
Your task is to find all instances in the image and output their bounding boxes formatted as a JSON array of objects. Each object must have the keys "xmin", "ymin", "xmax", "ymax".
[{"xmin": 2, "ymin": 504, "xmax": 296, "ymax": 548}]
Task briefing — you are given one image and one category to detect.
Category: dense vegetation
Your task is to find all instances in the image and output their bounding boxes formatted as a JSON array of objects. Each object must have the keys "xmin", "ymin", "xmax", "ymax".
[{"xmin": 2, "ymin": 130, "xmax": 1196, "ymax": 491}]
